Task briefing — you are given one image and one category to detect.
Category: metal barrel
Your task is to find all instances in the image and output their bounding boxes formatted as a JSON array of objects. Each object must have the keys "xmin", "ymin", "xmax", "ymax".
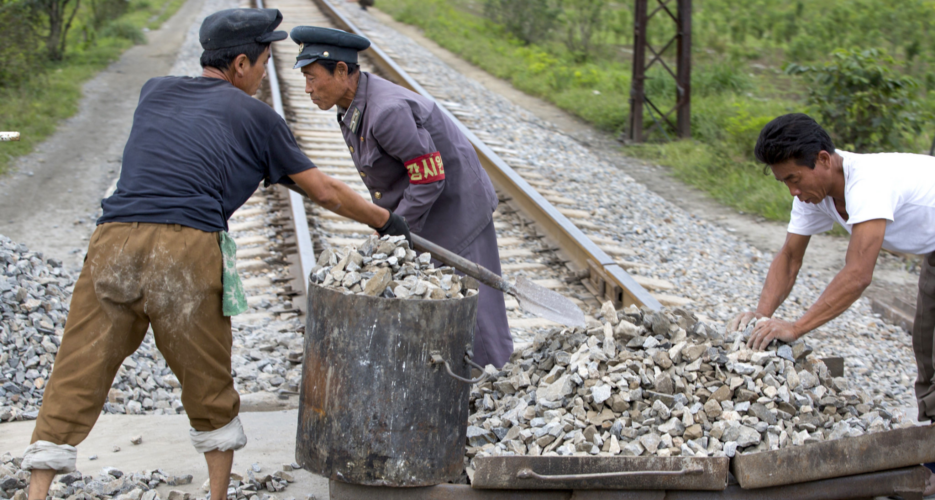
[{"xmin": 296, "ymin": 281, "xmax": 479, "ymax": 487}]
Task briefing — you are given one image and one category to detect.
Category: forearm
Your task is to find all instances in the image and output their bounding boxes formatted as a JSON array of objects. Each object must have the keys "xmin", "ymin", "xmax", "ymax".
[
  {"xmin": 755, "ymin": 253, "xmax": 801, "ymax": 318},
  {"xmin": 792, "ymin": 266, "xmax": 870, "ymax": 336},
  {"xmin": 291, "ymin": 170, "xmax": 389, "ymax": 228},
  {"xmin": 319, "ymin": 178, "xmax": 388, "ymax": 228}
]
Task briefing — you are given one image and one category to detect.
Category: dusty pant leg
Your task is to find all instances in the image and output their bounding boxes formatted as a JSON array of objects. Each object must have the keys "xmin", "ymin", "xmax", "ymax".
[
  {"xmin": 458, "ymin": 220, "xmax": 512, "ymax": 368},
  {"xmin": 32, "ymin": 223, "xmax": 151, "ymax": 446},
  {"xmin": 914, "ymin": 251, "xmax": 935, "ymax": 422},
  {"xmin": 145, "ymin": 225, "xmax": 238, "ymax": 433}
]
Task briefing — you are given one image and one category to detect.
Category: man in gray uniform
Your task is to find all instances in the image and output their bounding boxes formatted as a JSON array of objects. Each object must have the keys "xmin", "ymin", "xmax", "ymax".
[{"xmin": 289, "ymin": 26, "xmax": 513, "ymax": 368}]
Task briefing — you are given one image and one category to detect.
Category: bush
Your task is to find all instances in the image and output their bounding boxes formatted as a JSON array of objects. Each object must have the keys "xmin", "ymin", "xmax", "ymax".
[
  {"xmin": 787, "ymin": 48, "xmax": 929, "ymax": 152},
  {"xmin": 100, "ymin": 19, "xmax": 146, "ymax": 44},
  {"xmin": 89, "ymin": 0, "xmax": 128, "ymax": 28},
  {"xmin": 483, "ymin": 0, "xmax": 560, "ymax": 46},
  {"xmin": 693, "ymin": 61, "xmax": 753, "ymax": 97},
  {"xmin": 560, "ymin": 0, "xmax": 605, "ymax": 63}
]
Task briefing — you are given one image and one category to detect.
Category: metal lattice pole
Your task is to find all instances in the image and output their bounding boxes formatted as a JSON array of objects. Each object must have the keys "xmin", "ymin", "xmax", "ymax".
[{"xmin": 627, "ymin": 0, "xmax": 692, "ymax": 143}]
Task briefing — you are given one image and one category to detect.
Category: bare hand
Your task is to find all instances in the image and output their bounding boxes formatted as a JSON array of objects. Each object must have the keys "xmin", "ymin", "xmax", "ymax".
[
  {"xmin": 728, "ymin": 311, "xmax": 760, "ymax": 333},
  {"xmin": 747, "ymin": 318, "xmax": 799, "ymax": 350}
]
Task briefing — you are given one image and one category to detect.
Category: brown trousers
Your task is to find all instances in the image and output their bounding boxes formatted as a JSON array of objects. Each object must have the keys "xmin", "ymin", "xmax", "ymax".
[
  {"xmin": 914, "ymin": 251, "xmax": 935, "ymax": 422},
  {"xmin": 32, "ymin": 222, "xmax": 239, "ymax": 446}
]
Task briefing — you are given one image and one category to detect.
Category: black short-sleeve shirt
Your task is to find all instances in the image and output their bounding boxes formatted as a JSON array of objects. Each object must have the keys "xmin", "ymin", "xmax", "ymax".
[{"xmin": 99, "ymin": 76, "xmax": 315, "ymax": 232}]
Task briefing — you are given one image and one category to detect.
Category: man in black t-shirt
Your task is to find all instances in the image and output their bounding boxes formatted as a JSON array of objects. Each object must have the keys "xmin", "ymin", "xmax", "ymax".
[{"xmin": 23, "ymin": 9, "xmax": 410, "ymax": 500}]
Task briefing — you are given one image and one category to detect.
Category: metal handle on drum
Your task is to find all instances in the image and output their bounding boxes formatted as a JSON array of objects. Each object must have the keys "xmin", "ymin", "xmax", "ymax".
[
  {"xmin": 429, "ymin": 352, "xmax": 489, "ymax": 384},
  {"xmin": 515, "ymin": 466, "xmax": 704, "ymax": 481}
]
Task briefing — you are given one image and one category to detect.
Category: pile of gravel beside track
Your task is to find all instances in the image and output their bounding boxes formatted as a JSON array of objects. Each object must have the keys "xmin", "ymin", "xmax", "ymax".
[
  {"xmin": 333, "ymin": 4, "xmax": 919, "ymax": 416},
  {"xmin": 0, "ymin": 451, "xmax": 301, "ymax": 500},
  {"xmin": 465, "ymin": 304, "xmax": 903, "ymax": 471},
  {"xmin": 0, "ymin": 235, "xmax": 184, "ymax": 421},
  {"xmin": 0, "ymin": 235, "xmax": 306, "ymax": 420}
]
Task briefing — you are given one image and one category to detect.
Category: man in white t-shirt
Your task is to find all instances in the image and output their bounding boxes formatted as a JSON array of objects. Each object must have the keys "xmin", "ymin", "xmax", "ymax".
[{"xmin": 729, "ymin": 114, "xmax": 935, "ymax": 451}]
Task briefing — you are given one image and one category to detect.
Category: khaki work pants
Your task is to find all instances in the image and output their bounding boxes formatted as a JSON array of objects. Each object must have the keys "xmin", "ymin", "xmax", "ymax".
[
  {"xmin": 914, "ymin": 251, "xmax": 935, "ymax": 422},
  {"xmin": 32, "ymin": 222, "xmax": 239, "ymax": 446}
]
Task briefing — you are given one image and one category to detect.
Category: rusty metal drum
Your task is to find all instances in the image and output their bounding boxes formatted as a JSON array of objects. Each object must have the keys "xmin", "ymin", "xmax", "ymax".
[{"xmin": 296, "ymin": 281, "xmax": 480, "ymax": 487}]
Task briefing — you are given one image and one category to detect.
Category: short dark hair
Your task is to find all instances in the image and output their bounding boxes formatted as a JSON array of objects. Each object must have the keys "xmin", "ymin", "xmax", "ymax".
[
  {"xmin": 754, "ymin": 113, "xmax": 835, "ymax": 168},
  {"xmin": 200, "ymin": 41, "xmax": 270, "ymax": 70},
  {"xmin": 315, "ymin": 59, "xmax": 360, "ymax": 76}
]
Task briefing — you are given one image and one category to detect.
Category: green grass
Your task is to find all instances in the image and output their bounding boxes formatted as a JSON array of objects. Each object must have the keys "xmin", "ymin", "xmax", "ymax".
[
  {"xmin": 0, "ymin": 0, "xmax": 185, "ymax": 176},
  {"xmin": 376, "ymin": 0, "xmax": 935, "ymax": 226}
]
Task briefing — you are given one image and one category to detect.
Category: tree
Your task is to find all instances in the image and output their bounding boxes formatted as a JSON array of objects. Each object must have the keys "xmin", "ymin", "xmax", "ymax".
[
  {"xmin": 38, "ymin": 0, "xmax": 82, "ymax": 60},
  {"xmin": 786, "ymin": 48, "xmax": 928, "ymax": 153}
]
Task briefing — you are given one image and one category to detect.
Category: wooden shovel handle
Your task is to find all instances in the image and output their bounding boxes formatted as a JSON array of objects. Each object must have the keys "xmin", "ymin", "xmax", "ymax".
[{"xmin": 410, "ymin": 234, "xmax": 511, "ymax": 294}]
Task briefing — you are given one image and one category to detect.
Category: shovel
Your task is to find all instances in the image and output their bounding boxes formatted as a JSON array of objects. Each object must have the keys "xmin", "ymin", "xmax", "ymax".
[
  {"xmin": 282, "ymin": 184, "xmax": 586, "ymax": 328},
  {"xmin": 410, "ymin": 233, "xmax": 585, "ymax": 328}
]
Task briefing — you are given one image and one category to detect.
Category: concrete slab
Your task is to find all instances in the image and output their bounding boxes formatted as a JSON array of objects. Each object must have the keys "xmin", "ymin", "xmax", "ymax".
[{"xmin": 0, "ymin": 411, "xmax": 328, "ymax": 499}]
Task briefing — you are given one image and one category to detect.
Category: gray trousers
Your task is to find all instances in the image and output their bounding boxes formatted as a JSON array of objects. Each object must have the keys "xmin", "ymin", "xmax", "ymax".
[
  {"xmin": 431, "ymin": 219, "xmax": 512, "ymax": 368},
  {"xmin": 913, "ymin": 251, "xmax": 935, "ymax": 422}
]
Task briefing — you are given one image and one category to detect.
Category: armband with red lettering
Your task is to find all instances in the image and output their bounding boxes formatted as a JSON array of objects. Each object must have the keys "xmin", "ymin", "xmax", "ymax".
[{"xmin": 404, "ymin": 151, "xmax": 445, "ymax": 184}]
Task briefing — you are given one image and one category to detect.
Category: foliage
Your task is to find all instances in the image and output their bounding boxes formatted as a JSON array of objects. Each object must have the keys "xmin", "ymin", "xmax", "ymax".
[
  {"xmin": 100, "ymin": 19, "xmax": 145, "ymax": 44},
  {"xmin": 89, "ymin": 0, "xmax": 127, "ymax": 28},
  {"xmin": 0, "ymin": 0, "xmax": 183, "ymax": 175},
  {"xmin": 482, "ymin": 0, "xmax": 560, "ymax": 46},
  {"xmin": 0, "ymin": 0, "xmax": 44, "ymax": 87},
  {"xmin": 787, "ymin": 48, "xmax": 928, "ymax": 152}
]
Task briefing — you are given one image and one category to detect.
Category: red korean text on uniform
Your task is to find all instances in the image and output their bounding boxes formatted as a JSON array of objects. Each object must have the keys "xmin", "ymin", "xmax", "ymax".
[{"xmin": 404, "ymin": 151, "xmax": 446, "ymax": 184}]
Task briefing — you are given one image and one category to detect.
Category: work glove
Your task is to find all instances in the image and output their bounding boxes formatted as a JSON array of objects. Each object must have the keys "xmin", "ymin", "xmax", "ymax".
[{"xmin": 375, "ymin": 210, "xmax": 412, "ymax": 248}]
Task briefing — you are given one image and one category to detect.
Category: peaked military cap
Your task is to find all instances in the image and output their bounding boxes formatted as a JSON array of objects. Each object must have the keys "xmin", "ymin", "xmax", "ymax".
[
  {"xmin": 199, "ymin": 8, "xmax": 288, "ymax": 50},
  {"xmin": 290, "ymin": 26, "xmax": 371, "ymax": 69}
]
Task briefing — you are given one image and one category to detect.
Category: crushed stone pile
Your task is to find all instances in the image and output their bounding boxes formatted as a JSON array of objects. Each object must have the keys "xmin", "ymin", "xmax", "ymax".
[
  {"xmin": 465, "ymin": 302, "xmax": 905, "ymax": 471},
  {"xmin": 0, "ymin": 235, "xmax": 305, "ymax": 422},
  {"xmin": 0, "ymin": 452, "xmax": 304, "ymax": 500},
  {"xmin": 0, "ymin": 235, "xmax": 184, "ymax": 421},
  {"xmin": 310, "ymin": 235, "xmax": 478, "ymax": 300}
]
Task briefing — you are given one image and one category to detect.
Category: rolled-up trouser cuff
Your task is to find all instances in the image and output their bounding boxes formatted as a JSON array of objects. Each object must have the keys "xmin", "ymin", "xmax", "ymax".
[
  {"xmin": 919, "ymin": 393, "xmax": 935, "ymax": 423},
  {"xmin": 190, "ymin": 416, "xmax": 247, "ymax": 453},
  {"xmin": 22, "ymin": 441, "xmax": 77, "ymax": 472}
]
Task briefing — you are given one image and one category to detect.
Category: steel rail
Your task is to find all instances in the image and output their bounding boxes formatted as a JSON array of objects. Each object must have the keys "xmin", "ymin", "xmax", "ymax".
[
  {"xmin": 308, "ymin": 0, "xmax": 661, "ymax": 311},
  {"xmin": 257, "ymin": 0, "xmax": 316, "ymax": 296}
]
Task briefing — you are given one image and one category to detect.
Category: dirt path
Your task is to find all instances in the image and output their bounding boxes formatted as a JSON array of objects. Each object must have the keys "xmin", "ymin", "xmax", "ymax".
[
  {"xmin": 366, "ymin": 6, "xmax": 922, "ymax": 312},
  {"xmin": 0, "ymin": 0, "xmax": 206, "ymax": 273}
]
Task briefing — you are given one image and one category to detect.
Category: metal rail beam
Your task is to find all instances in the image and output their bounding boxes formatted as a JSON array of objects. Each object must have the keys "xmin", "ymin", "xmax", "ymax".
[
  {"xmin": 257, "ymin": 0, "xmax": 316, "ymax": 296},
  {"xmin": 309, "ymin": 0, "xmax": 661, "ymax": 311}
]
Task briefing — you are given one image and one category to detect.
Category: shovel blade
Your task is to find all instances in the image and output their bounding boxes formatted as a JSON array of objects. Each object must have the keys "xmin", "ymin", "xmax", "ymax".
[{"xmin": 512, "ymin": 276, "xmax": 586, "ymax": 329}]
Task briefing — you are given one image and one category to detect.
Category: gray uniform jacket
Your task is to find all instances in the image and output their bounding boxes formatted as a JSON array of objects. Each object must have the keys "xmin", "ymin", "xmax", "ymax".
[
  {"xmin": 338, "ymin": 73, "xmax": 498, "ymax": 253},
  {"xmin": 337, "ymin": 73, "xmax": 513, "ymax": 368}
]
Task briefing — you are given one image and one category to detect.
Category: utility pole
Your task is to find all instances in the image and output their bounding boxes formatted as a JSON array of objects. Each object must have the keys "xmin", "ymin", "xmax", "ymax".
[{"xmin": 627, "ymin": 0, "xmax": 692, "ymax": 143}]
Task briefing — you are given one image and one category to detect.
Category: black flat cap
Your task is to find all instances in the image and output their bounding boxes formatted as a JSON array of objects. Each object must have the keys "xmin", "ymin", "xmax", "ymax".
[
  {"xmin": 290, "ymin": 26, "xmax": 370, "ymax": 69},
  {"xmin": 200, "ymin": 8, "xmax": 288, "ymax": 50}
]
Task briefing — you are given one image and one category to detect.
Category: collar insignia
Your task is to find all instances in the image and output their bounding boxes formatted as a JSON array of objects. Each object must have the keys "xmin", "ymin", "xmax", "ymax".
[{"xmin": 349, "ymin": 107, "xmax": 361, "ymax": 134}]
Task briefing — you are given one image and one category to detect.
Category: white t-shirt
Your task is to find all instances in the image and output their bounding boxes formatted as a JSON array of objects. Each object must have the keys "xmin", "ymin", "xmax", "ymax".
[{"xmin": 787, "ymin": 150, "xmax": 935, "ymax": 255}]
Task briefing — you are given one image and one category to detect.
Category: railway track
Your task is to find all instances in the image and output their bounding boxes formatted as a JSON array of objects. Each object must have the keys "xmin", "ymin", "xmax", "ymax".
[{"xmin": 228, "ymin": 0, "xmax": 662, "ymax": 349}]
